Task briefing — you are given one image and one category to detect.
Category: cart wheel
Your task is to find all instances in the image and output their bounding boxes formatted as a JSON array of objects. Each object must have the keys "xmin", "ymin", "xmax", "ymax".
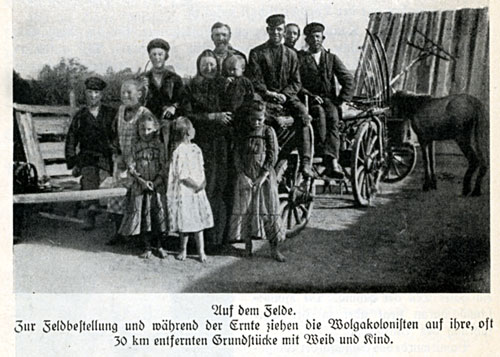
[
  {"xmin": 279, "ymin": 179, "xmax": 315, "ymax": 238},
  {"xmin": 351, "ymin": 120, "xmax": 383, "ymax": 206},
  {"xmin": 382, "ymin": 143, "xmax": 417, "ymax": 183}
]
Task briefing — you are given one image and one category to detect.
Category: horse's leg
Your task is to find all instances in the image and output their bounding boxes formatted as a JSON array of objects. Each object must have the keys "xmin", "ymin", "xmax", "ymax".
[
  {"xmin": 429, "ymin": 141, "xmax": 437, "ymax": 189},
  {"xmin": 421, "ymin": 141, "xmax": 432, "ymax": 191},
  {"xmin": 456, "ymin": 138, "xmax": 478, "ymax": 196},
  {"xmin": 472, "ymin": 165, "xmax": 487, "ymax": 196}
]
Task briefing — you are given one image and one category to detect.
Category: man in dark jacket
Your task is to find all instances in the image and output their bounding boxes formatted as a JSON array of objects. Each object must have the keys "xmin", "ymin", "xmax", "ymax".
[
  {"xmin": 284, "ymin": 23, "xmax": 300, "ymax": 51},
  {"xmin": 247, "ymin": 14, "xmax": 314, "ymax": 177},
  {"xmin": 65, "ymin": 77, "xmax": 117, "ymax": 230},
  {"xmin": 299, "ymin": 22, "xmax": 354, "ymax": 178},
  {"xmin": 211, "ymin": 22, "xmax": 247, "ymax": 73}
]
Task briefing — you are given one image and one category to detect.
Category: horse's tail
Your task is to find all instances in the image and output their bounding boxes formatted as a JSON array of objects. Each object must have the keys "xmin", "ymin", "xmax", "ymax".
[{"xmin": 472, "ymin": 97, "xmax": 489, "ymax": 169}]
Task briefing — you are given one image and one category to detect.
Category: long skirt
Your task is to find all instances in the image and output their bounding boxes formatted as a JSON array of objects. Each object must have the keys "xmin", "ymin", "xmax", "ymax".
[{"xmin": 119, "ymin": 192, "xmax": 168, "ymax": 236}]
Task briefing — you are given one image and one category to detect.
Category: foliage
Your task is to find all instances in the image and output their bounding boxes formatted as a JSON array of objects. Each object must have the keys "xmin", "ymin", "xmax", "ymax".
[
  {"xmin": 37, "ymin": 57, "xmax": 93, "ymax": 105},
  {"xmin": 13, "ymin": 58, "xmax": 183, "ymax": 107}
]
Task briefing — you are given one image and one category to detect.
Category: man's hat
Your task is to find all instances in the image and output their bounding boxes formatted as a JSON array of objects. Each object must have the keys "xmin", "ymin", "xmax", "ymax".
[
  {"xmin": 304, "ymin": 22, "xmax": 325, "ymax": 36},
  {"xmin": 84, "ymin": 77, "xmax": 107, "ymax": 91},
  {"xmin": 147, "ymin": 38, "xmax": 170, "ymax": 53},
  {"xmin": 266, "ymin": 14, "xmax": 285, "ymax": 27}
]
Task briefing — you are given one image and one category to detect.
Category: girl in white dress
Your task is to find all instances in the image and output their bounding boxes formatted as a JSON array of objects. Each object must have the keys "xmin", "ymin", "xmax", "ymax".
[{"xmin": 167, "ymin": 117, "xmax": 214, "ymax": 262}]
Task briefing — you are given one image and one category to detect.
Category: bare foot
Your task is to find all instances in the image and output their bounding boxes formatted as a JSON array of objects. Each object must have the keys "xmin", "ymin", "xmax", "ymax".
[
  {"xmin": 157, "ymin": 248, "xmax": 167, "ymax": 259},
  {"xmin": 199, "ymin": 254, "xmax": 207, "ymax": 263},
  {"xmin": 139, "ymin": 250, "xmax": 153, "ymax": 259},
  {"xmin": 176, "ymin": 251, "xmax": 187, "ymax": 261}
]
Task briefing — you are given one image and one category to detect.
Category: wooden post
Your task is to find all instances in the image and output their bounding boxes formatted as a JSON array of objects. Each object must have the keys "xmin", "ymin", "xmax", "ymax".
[
  {"xmin": 15, "ymin": 111, "xmax": 48, "ymax": 178},
  {"xmin": 13, "ymin": 187, "xmax": 128, "ymax": 204}
]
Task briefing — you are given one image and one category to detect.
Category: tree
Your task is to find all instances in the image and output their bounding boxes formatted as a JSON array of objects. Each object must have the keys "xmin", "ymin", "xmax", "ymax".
[
  {"xmin": 13, "ymin": 70, "xmax": 33, "ymax": 104},
  {"xmin": 37, "ymin": 57, "xmax": 93, "ymax": 105}
]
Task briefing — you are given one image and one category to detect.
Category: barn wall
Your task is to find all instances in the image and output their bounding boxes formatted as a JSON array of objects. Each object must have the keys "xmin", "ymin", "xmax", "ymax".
[{"xmin": 355, "ymin": 7, "xmax": 489, "ymax": 154}]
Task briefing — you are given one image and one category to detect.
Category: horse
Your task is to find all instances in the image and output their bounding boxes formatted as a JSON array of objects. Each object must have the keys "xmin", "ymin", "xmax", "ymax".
[{"xmin": 390, "ymin": 91, "xmax": 488, "ymax": 196}]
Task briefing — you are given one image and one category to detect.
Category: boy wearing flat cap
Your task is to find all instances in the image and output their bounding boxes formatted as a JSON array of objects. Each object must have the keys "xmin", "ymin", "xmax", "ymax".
[
  {"xmin": 142, "ymin": 38, "xmax": 185, "ymax": 121},
  {"xmin": 299, "ymin": 22, "xmax": 354, "ymax": 179},
  {"xmin": 65, "ymin": 76, "xmax": 117, "ymax": 230},
  {"xmin": 247, "ymin": 14, "xmax": 314, "ymax": 177}
]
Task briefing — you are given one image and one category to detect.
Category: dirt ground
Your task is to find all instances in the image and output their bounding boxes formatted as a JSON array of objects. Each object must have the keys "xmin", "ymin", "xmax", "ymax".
[{"xmin": 13, "ymin": 152, "xmax": 489, "ymax": 293}]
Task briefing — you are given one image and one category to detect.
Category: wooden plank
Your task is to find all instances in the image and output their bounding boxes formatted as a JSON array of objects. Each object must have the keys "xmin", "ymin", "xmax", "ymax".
[
  {"xmin": 354, "ymin": 13, "xmax": 379, "ymax": 96},
  {"xmin": 434, "ymin": 10, "xmax": 456, "ymax": 96},
  {"xmin": 428, "ymin": 11, "xmax": 443, "ymax": 96},
  {"xmin": 13, "ymin": 188, "xmax": 127, "ymax": 204},
  {"xmin": 468, "ymin": 8, "xmax": 489, "ymax": 104},
  {"xmin": 394, "ymin": 13, "xmax": 417, "ymax": 90},
  {"xmin": 405, "ymin": 12, "xmax": 430, "ymax": 93},
  {"xmin": 384, "ymin": 13, "xmax": 404, "ymax": 82},
  {"xmin": 33, "ymin": 116, "xmax": 71, "ymax": 136},
  {"xmin": 40, "ymin": 142, "xmax": 65, "ymax": 160},
  {"xmin": 415, "ymin": 11, "xmax": 433, "ymax": 94},
  {"xmin": 15, "ymin": 112, "xmax": 48, "ymax": 178},
  {"xmin": 450, "ymin": 8, "xmax": 476, "ymax": 94},
  {"xmin": 376, "ymin": 12, "xmax": 393, "ymax": 45},
  {"xmin": 14, "ymin": 103, "xmax": 74, "ymax": 116},
  {"xmin": 45, "ymin": 163, "xmax": 72, "ymax": 177}
]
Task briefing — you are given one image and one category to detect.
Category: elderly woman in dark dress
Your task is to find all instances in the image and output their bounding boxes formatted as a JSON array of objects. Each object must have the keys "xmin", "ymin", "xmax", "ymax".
[{"xmin": 184, "ymin": 49, "xmax": 233, "ymax": 252}]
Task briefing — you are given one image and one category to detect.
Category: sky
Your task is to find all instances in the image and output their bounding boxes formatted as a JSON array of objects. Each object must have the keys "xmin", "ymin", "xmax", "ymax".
[{"xmin": 12, "ymin": 0, "xmax": 488, "ymax": 79}]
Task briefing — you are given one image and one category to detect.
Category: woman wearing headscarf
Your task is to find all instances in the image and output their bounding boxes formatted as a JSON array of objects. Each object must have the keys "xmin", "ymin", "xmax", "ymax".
[{"xmin": 184, "ymin": 49, "xmax": 232, "ymax": 252}]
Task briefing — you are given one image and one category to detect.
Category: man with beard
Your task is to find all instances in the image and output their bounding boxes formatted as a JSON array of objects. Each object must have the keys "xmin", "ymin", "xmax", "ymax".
[
  {"xmin": 211, "ymin": 22, "xmax": 247, "ymax": 73},
  {"xmin": 284, "ymin": 23, "xmax": 301, "ymax": 51},
  {"xmin": 247, "ymin": 14, "xmax": 314, "ymax": 177},
  {"xmin": 299, "ymin": 22, "xmax": 354, "ymax": 179}
]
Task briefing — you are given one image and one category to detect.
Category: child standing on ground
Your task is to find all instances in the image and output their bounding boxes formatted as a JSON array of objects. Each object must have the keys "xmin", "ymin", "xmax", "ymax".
[
  {"xmin": 167, "ymin": 117, "xmax": 213, "ymax": 263},
  {"xmin": 227, "ymin": 95, "xmax": 286, "ymax": 262},
  {"xmin": 119, "ymin": 114, "xmax": 168, "ymax": 259},
  {"xmin": 65, "ymin": 77, "xmax": 116, "ymax": 230},
  {"xmin": 106, "ymin": 78, "xmax": 157, "ymax": 245}
]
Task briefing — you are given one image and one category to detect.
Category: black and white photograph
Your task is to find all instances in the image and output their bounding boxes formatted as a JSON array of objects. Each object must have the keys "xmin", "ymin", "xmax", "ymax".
[{"xmin": 4, "ymin": 0, "xmax": 497, "ymax": 354}]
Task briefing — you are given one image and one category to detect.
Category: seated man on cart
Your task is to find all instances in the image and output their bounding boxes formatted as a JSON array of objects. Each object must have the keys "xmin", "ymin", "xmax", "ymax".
[
  {"xmin": 247, "ymin": 14, "xmax": 315, "ymax": 178},
  {"xmin": 298, "ymin": 22, "xmax": 354, "ymax": 179}
]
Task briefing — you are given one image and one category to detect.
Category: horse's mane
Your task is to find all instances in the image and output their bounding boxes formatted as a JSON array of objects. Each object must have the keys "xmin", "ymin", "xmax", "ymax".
[{"xmin": 391, "ymin": 90, "xmax": 434, "ymax": 116}]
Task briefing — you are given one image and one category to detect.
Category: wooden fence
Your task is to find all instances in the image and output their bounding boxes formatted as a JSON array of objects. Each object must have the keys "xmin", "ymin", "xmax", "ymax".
[{"xmin": 13, "ymin": 96, "xmax": 127, "ymax": 204}]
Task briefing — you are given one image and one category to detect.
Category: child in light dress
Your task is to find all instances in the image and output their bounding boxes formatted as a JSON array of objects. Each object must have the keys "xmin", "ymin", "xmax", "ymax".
[
  {"xmin": 119, "ymin": 114, "xmax": 168, "ymax": 259},
  {"xmin": 167, "ymin": 117, "xmax": 214, "ymax": 262},
  {"xmin": 227, "ymin": 95, "xmax": 286, "ymax": 262}
]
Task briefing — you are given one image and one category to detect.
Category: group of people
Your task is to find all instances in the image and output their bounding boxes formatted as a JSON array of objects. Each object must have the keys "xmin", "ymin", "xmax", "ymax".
[{"xmin": 64, "ymin": 14, "xmax": 354, "ymax": 263}]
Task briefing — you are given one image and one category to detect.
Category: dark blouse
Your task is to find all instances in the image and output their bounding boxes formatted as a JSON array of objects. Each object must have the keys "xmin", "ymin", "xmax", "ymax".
[{"xmin": 144, "ymin": 69, "xmax": 185, "ymax": 120}]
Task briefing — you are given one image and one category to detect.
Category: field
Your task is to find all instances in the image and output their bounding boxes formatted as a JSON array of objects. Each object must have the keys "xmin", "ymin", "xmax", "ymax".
[{"xmin": 13, "ymin": 152, "xmax": 489, "ymax": 293}]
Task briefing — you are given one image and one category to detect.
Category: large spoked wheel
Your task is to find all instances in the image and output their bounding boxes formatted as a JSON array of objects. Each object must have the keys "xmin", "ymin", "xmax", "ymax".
[
  {"xmin": 277, "ymin": 157, "xmax": 315, "ymax": 238},
  {"xmin": 382, "ymin": 143, "xmax": 417, "ymax": 183},
  {"xmin": 351, "ymin": 120, "xmax": 383, "ymax": 206}
]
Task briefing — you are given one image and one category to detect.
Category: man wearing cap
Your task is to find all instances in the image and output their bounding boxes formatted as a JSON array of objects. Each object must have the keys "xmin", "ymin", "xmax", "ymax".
[
  {"xmin": 284, "ymin": 23, "xmax": 301, "ymax": 51},
  {"xmin": 247, "ymin": 14, "xmax": 314, "ymax": 177},
  {"xmin": 299, "ymin": 22, "xmax": 354, "ymax": 179},
  {"xmin": 142, "ymin": 38, "xmax": 185, "ymax": 121},
  {"xmin": 211, "ymin": 22, "xmax": 247, "ymax": 73},
  {"xmin": 65, "ymin": 77, "xmax": 117, "ymax": 230}
]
